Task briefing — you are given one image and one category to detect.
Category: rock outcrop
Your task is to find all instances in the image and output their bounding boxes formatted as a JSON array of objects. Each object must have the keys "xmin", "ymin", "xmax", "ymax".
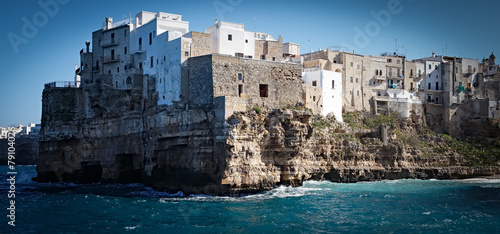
[{"xmin": 36, "ymin": 91, "xmax": 500, "ymax": 195}]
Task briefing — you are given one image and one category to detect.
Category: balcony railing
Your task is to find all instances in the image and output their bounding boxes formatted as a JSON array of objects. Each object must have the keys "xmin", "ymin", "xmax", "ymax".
[
  {"xmin": 373, "ymin": 75, "xmax": 385, "ymax": 81},
  {"xmin": 101, "ymin": 55, "xmax": 120, "ymax": 64},
  {"xmin": 44, "ymin": 81, "xmax": 79, "ymax": 89},
  {"xmin": 101, "ymin": 39, "xmax": 119, "ymax": 48}
]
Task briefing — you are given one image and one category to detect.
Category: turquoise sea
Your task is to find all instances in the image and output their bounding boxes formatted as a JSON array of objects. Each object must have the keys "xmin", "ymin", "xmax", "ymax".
[{"xmin": 1, "ymin": 166, "xmax": 500, "ymax": 233}]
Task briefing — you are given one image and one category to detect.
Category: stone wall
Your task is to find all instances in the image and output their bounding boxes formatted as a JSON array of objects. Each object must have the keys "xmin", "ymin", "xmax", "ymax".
[
  {"xmin": 187, "ymin": 54, "xmax": 306, "ymax": 113},
  {"xmin": 254, "ymin": 38, "xmax": 283, "ymax": 61}
]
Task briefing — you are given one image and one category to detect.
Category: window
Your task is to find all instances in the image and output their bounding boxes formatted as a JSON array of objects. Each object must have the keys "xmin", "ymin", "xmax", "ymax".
[
  {"xmin": 357, "ymin": 91, "xmax": 359, "ymax": 96},
  {"xmin": 245, "ymin": 39, "xmax": 248, "ymax": 43},
  {"xmin": 350, "ymin": 77, "xmax": 353, "ymax": 83},
  {"xmin": 397, "ymin": 68, "xmax": 401, "ymax": 77},
  {"xmin": 163, "ymin": 96, "xmax": 165, "ymax": 100},
  {"xmin": 429, "ymin": 64, "xmax": 431, "ymax": 69},
  {"xmin": 124, "ymin": 47, "xmax": 127, "ymax": 54},
  {"xmin": 313, "ymin": 96, "xmax": 316, "ymax": 101},
  {"xmin": 428, "ymin": 95, "xmax": 432, "ymax": 102},
  {"xmin": 435, "ymin": 65, "xmax": 438, "ymax": 69},
  {"xmin": 272, "ymin": 57, "xmax": 276, "ymax": 61},
  {"xmin": 332, "ymin": 80, "xmax": 335, "ymax": 89},
  {"xmin": 124, "ymin": 65, "xmax": 127, "ymax": 71},
  {"xmin": 185, "ymin": 51, "xmax": 189, "ymax": 56},
  {"xmin": 150, "ymin": 56, "xmax": 154, "ymax": 67},
  {"xmin": 228, "ymin": 34, "xmax": 232, "ymax": 41},
  {"xmin": 418, "ymin": 69, "xmax": 421, "ymax": 75},
  {"xmin": 387, "ymin": 59, "xmax": 392, "ymax": 63},
  {"xmin": 312, "ymin": 81, "xmax": 317, "ymax": 86},
  {"xmin": 350, "ymin": 62, "xmax": 353, "ymax": 67},
  {"xmin": 428, "ymin": 83, "xmax": 431, "ymax": 90},
  {"xmin": 111, "ymin": 49, "xmax": 115, "ymax": 60},
  {"xmin": 436, "ymin": 75, "xmax": 438, "ymax": 78},
  {"xmin": 436, "ymin": 82, "xmax": 439, "ymax": 90},
  {"xmin": 259, "ymin": 84, "xmax": 268, "ymax": 97},
  {"xmin": 139, "ymin": 62, "xmax": 142, "ymax": 70},
  {"xmin": 356, "ymin": 78, "xmax": 358, "ymax": 83},
  {"xmin": 108, "ymin": 70, "xmax": 111, "ymax": 75},
  {"xmin": 115, "ymin": 81, "xmax": 118, "ymax": 88},
  {"xmin": 164, "ymin": 56, "xmax": 166, "ymax": 61},
  {"xmin": 111, "ymin": 33, "xmax": 115, "ymax": 43},
  {"xmin": 397, "ymin": 60, "xmax": 400, "ymax": 64},
  {"xmin": 261, "ymin": 55, "xmax": 265, "ymax": 60},
  {"xmin": 474, "ymin": 67, "xmax": 476, "ymax": 72},
  {"xmin": 117, "ymin": 67, "xmax": 119, "ymax": 73},
  {"xmin": 435, "ymin": 97, "xmax": 439, "ymax": 104},
  {"xmin": 124, "ymin": 29, "xmax": 127, "ymax": 37},
  {"xmin": 159, "ymin": 79, "xmax": 161, "ymax": 83},
  {"xmin": 149, "ymin": 32, "xmax": 152, "ymax": 45},
  {"xmin": 235, "ymin": 53, "xmax": 244, "ymax": 57},
  {"xmin": 238, "ymin": 85, "xmax": 243, "ymax": 97},
  {"xmin": 139, "ymin": 37, "xmax": 142, "ymax": 50},
  {"xmin": 157, "ymin": 59, "xmax": 159, "ymax": 65},
  {"xmin": 238, "ymin": 73, "xmax": 243, "ymax": 82}
]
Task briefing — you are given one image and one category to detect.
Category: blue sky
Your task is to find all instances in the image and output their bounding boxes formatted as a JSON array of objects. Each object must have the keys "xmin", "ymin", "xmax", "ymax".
[{"xmin": 1, "ymin": 0, "xmax": 499, "ymax": 127}]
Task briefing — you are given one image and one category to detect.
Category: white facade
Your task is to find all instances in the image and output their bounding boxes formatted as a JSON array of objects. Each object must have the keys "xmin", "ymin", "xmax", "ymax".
[
  {"xmin": 205, "ymin": 21, "xmax": 256, "ymax": 58},
  {"xmin": 283, "ymin": 43, "xmax": 300, "ymax": 55},
  {"xmin": 302, "ymin": 70, "xmax": 343, "ymax": 121},
  {"xmin": 425, "ymin": 60, "xmax": 442, "ymax": 91},
  {"xmin": 414, "ymin": 61, "xmax": 425, "ymax": 91},
  {"xmin": 92, "ymin": 11, "xmax": 191, "ymax": 106}
]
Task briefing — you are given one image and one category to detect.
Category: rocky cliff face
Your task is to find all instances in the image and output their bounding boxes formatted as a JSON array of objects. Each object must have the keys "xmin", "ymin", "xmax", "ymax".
[
  {"xmin": 36, "ymin": 88, "xmax": 500, "ymax": 195},
  {"xmin": 219, "ymin": 109, "xmax": 500, "ymax": 194}
]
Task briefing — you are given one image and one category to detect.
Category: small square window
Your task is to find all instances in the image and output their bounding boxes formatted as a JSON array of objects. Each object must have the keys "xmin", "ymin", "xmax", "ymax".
[
  {"xmin": 185, "ymin": 51, "xmax": 189, "ymax": 56},
  {"xmin": 312, "ymin": 81, "xmax": 317, "ymax": 87},
  {"xmin": 261, "ymin": 55, "xmax": 265, "ymax": 60},
  {"xmin": 272, "ymin": 57, "xmax": 276, "ymax": 61},
  {"xmin": 245, "ymin": 39, "xmax": 248, "ymax": 43},
  {"xmin": 228, "ymin": 34, "xmax": 232, "ymax": 41}
]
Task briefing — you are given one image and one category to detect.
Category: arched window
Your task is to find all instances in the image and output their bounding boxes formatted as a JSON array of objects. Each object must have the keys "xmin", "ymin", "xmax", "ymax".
[{"xmin": 126, "ymin": 77, "xmax": 132, "ymax": 85}]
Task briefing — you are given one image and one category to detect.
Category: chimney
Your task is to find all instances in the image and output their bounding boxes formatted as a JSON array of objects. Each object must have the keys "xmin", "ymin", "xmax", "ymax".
[
  {"xmin": 85, "ymin": 41, "xmax": 90, "ymax": 53},
  {"xmin": 105, "ymin": 17, "xmax": 113, "ymax": 30},
  {"xmin": 432, "ymin": 51, "xmax": 435, "ymax": 57}
]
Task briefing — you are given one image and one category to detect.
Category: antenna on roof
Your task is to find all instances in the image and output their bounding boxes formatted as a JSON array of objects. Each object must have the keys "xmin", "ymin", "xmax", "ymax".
[{"xmin": 395, "ymin": 38, "xmax": 398, "ymax": 54}]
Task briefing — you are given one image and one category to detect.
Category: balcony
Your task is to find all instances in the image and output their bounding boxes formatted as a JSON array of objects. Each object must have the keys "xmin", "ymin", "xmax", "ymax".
[
  {"xmin": 132, "ymin": 45, "xmax": 144, "ymax": 54},
  {"xmin": 101, "ymin": 55, "xmax": 120, "ymax": 64},
  {"xmin": 373, "ymin": 75, "xmax": 385, "ymax": 81},
  {"xmin": 44, "ymin": 81, "xmax": 79, "ymax": 89},
  {"xmin": 426, "ymin": 88, "xmax": 443, "ymax": 93},
  {"xmin": 101, "ymin": 39, "xmax": 119, "ymax": 48}
]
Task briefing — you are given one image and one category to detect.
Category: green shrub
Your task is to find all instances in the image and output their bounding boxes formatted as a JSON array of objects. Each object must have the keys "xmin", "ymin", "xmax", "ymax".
[{"xmin": 252, "ymin": 106, "xmax": 262, "ymax": 115}]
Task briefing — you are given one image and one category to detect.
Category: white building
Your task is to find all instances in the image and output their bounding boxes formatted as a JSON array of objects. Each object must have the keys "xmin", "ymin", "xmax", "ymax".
[
  {"xmin": 205, "ymin": 20, "xmax": 256, "ymax": 58},
  {"xmin": 302, "ymin": 69, "xmax": 343, "ymax": 121}
]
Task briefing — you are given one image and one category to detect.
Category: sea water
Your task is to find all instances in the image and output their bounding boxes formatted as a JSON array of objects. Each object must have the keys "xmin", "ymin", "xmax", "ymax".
[{"xmin": 1, "ymin": 166, "xmax": 499, "ymax": 233}]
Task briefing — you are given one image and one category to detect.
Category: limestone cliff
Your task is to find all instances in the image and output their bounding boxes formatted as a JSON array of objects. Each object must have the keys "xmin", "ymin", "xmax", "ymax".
[{"xmin": 36, "ymin": 89, "xmax": 500, "ymax": 195}]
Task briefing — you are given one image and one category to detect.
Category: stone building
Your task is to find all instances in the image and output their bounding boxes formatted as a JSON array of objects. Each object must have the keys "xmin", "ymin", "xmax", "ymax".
[
  {"xmin": 187, "ymin": 54, "xmax": 322, "ymax": 119},
  {"xmin": 301, "ymin": 49, "xmax": 374, "ymax": 114}
]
